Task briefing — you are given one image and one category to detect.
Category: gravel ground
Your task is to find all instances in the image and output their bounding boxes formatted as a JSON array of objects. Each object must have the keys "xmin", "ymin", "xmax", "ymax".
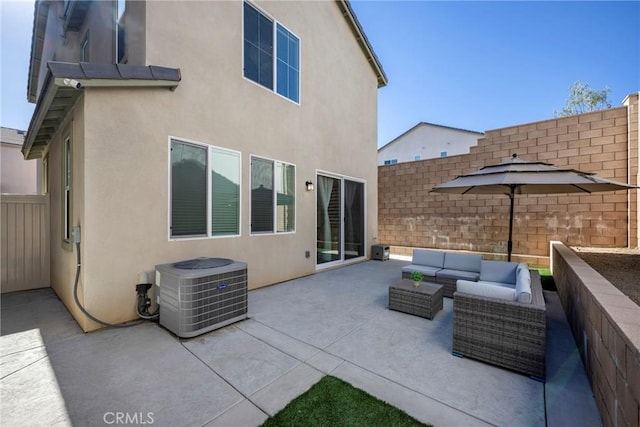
[{"xmin": 572, "ymin": 246, "xmax": 640, "ymax": 307}]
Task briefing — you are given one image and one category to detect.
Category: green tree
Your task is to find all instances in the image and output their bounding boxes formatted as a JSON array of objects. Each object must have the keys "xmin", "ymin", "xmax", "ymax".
[{"xmin": 555, "ymin": 81, "xmax": 612, "ymax": 117}]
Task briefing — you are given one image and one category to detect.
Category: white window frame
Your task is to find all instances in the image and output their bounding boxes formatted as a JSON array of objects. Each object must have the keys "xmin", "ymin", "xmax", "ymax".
[
  {"xmin": 62, "ymin": 134, "xmax": 72, "ymax": 248},
  {"xmin": 250, "ymin": 155, "xmax": 296, "ymax": 236},
  {"xmin": 168, "ymin": 137, "xmax": 242, "ymax": 241},
  {"xmin": 242, "ymin": 1, "xmax": 301, "ymax": 104},
  {"xmin": 80, "ymin": 32, "xmax": 89, "ymax": 62},
  {"xmin": 115, "ymin": 0, "xmax": 126, "ymax": 63},
  {"xmin": 42, "ymin": 155, "xmax": 49, "ymax": 194}
]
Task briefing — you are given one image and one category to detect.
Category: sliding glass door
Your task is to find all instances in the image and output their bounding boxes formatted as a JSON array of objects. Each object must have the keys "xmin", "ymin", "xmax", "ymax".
[
  {"xmin": 316, "ymin": 174, "xmax": 365, "ymax": 266},
  {"xmin": 344, "ymin": 180, "xmax": 364, "ymax": 260}
]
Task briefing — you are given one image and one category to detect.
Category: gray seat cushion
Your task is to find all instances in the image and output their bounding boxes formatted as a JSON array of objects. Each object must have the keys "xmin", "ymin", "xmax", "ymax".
[
  {"xmin": 515, "ymin": 266, "xmax": 532, "ymax": 303},
  {"xmin": 412, "ymin": 249, "xmax": 445, "ymax": 269},
  {"xmin": 436, "ymin": 269, "xmax": 480, "ymax": 281},
  {"xmin": 480, "ymin": 260, "xmax": 519, "ymax": 285},
  {"xmin": 443, "ymin": 252, "xmax": 482, "ymax": 273},
  {"xmin": 401, "ymin": 264, "xmax": 440, "ymax": 277},
  {"xmin": 456, "ymin": 280, "xmax": 516, "ymax": 301}
]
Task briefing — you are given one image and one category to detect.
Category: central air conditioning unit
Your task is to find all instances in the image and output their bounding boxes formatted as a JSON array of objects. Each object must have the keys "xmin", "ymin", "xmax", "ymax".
[{"xmin": 155, "ymin": 257, "xmax": 248, "ymax": 338}]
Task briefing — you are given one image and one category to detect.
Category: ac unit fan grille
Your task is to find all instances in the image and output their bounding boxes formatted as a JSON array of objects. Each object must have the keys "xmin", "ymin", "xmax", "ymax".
[
  {"xmin": 155, "ymin": 259, "xmax": 248, "ymax": 338},
  {"xmin": 179, "ymin": 270, "xmax": 247, "ymax": 330}
]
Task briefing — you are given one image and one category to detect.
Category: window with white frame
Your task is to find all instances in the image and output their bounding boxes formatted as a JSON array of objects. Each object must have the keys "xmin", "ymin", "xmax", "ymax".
[
  {"xmin": 63, "ymin": 135, "xmax": 72, "ymax": 244},
  {"xmin": 243, "ymin": 1, "xmax": 300, "ymax": 103},
  {"xmin": 42, "ymin": 155, "xmax": 49, "ymax": 194},
  {"xmin": 170, "ymin": 139, "xmax": 240, "ymax": 238},
  {"xmin": 81, "ymin": 32, "xmax": 89, "ymax": 62},
  {"xmin": 116, "ymin": 0, "xmax": 125, "ymax": 63},
  {"xmin": 251, "ymin": 156, "xmax": 295, "ymax": 234}
]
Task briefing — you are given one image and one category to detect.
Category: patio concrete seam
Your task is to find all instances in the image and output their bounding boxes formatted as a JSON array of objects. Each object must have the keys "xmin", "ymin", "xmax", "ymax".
[
  {"xmin": 246, "ymin": 361, "xmax": 306, "ymax": 397},
  {"xmin": 0, "ymin": 354, "xmax": 49, "ymax": 380},
  {"xmin": 201, "ymin": 397, "xmax": 263, "ymax": 427},
  {"xmin": 319, "ymin": 317, "xmax": 372, "ymax": 351},
  {"xmin": 0, "ymin": 344, "xmax": 46, "ymax": 358},
  {"xmin": 327, "ymin": 351, "xmax": 496, "ymax": 426},
  {"xmin": 323, "ymin": 358, "xmax": 347, "ymax": 375},
  {"xmin": 237, "ymin": 319, "xmax": 325, "ymax": 362},
  {"xmin": 178, "ymin": 341, "xmax": 270, "ymax": 419}
]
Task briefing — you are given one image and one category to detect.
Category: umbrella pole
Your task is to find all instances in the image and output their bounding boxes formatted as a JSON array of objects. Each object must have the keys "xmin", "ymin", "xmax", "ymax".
[{"xmin": 507, "ymin": 186, "xmax": 515, "ymax": 262}]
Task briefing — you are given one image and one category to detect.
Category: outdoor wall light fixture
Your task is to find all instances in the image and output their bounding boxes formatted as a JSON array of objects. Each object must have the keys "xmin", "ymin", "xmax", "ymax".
[{"xmin": 305, "ymin": 180, "xmax": 314, "ymax": 191}]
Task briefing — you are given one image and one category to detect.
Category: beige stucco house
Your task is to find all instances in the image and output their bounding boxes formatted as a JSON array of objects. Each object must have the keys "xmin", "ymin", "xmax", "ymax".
[
  {"xmin": 23, "ymin": 0, "xmax": 387, "ymax": 331},
  {"xmin": 1, "ymin": 127, "xmax": 41, "ymax": 194}
]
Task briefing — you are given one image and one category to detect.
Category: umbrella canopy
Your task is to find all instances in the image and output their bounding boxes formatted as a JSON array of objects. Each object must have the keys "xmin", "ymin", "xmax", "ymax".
[{"xmin": 431, "ymin": 154, "xmax": 636, "ymax": 260}]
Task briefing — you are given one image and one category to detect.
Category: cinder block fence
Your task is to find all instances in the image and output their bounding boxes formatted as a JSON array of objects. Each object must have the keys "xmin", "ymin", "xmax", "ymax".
[{"xmin": 378, "ymin": 94, "xmax": 639, "ymax": 266}]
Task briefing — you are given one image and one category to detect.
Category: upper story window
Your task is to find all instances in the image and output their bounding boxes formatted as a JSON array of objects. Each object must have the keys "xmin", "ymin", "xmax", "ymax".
[
  {"xmin": 80, "ymin": 32, "xmax": 89, "ymax": 62},
  {"xmin": 383, "ymin": 159, "xmax": 398, "ymax": 165},
  {"xmin": 116, "ymin": 0, "xmax": 126, "ymax": 63},
  {"xmin": 243, "ymin": 2, "xmax": 300, "ymax": 103},
  {"xmin": 440, "ymin": 151, "xmax": 448, "ymax": 157},
  {"xmin": 414, "ymin": 155, "xmax": 421, "ymax": 161}
]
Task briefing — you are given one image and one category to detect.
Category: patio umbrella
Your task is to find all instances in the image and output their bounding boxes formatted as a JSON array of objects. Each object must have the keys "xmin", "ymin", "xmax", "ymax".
[{"xmin": 431, "ymin": 154, "xmax": 636, "ymax": 261}]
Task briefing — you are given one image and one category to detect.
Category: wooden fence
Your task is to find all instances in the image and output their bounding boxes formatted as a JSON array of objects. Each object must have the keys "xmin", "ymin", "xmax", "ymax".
[{"xmin": 1, "ymin": 195, "xmax": 49, "ymax": 293}]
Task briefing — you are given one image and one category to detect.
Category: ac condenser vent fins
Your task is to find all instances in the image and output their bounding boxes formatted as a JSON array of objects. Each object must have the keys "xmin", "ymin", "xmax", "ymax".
[
  {"xmin": 155, "ymin": 258, "xmax": 247, "ymax": 338},
  {"xmin": 173, "ymin": 257, "xmax": 234, "ymax": 269}
]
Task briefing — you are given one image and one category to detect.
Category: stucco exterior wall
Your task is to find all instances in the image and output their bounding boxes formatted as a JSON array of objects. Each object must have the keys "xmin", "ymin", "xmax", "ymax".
[
  {"xmin": 53, "ymin": 1, "xmax": 379, "ymax": 330},
  {"xmin": 379, "ymin": 99, "xmax": 638, "ymax": 266},
  {"xmin": 46, "ymin": 99, "xmax": 90, "ymax": 330},
  {"xmin": 1, "ymin": 142, "xmax": 39, "ymax": 195},
  {"xmin": 378, "ymin": 124, "xmax": 483, "ymax": 165}
]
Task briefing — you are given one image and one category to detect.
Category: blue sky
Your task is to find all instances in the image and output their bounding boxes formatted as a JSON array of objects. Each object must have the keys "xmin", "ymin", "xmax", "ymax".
[{"xmin": 1, "ymin": 1, "xmax": 639, "ymax": 148}]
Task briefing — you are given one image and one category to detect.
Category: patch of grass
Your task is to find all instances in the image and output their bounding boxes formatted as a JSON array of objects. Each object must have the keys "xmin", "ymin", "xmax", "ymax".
[
  {"xmin": 261, "ymin": 375, "xmax": 432, "ymax": 427},
  {"xmin": 534, "ymin": 267, "xmax": 557, "ymax": 291}
]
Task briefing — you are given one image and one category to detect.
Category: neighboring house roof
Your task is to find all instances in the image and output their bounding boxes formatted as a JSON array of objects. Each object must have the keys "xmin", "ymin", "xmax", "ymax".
[
  {"xmin": 1, "ymin": 127, "xmax": 27, "ymax": 146},
  {"xmin": 378, "ymin": 121, "xmax": 484, "ymax": 152},
  {"xmin": 23, "ymin": 62, "xmax": 181, "ymax": 160}
]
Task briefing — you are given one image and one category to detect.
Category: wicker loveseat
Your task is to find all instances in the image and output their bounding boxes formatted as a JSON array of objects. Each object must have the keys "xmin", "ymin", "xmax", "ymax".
[{"xmin": 452, "ymin": 264, "xmax": 546, "ymax": 380}]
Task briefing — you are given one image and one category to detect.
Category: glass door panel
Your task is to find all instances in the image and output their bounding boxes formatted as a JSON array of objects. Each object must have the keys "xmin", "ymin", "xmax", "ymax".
[
  {"xmin": 317, "ymin": 175, "xmax": 341, "ymax": 264},
  {"xmin": 344, "ymin": 180, "xmax": 364, "ymax": 260}
]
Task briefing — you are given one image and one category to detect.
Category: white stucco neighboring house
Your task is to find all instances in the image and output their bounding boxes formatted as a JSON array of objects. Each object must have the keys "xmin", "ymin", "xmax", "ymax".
[
  {"xmin": 378, "ymin": 122, "xmax": 484, "ymax": 165},
  {"xmin": 1, "ymin": 127, "xmax": 41, "ymax": 194}
]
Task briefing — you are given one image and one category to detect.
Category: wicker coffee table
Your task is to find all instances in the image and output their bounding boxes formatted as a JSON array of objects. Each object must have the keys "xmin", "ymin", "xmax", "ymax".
[{"xmin": 389, "ymin": 279, "xmax": 444, "ymax": 320}]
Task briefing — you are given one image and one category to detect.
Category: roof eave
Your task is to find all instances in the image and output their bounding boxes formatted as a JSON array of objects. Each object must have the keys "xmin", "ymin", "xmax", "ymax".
[
  {"xmin": 23, "ymin": 64, "xmax": 181, "ymax": 160},
  {"xmin": 53, "ymin": 77, "xmax": 181, "ymax": 89},
  {"xmin": 336, "ymin": 0, "xmax": 388, "ymax": 88},
  {"xmin": 27, "ymin": 1, "xmax": 49, "ymax": 104}
]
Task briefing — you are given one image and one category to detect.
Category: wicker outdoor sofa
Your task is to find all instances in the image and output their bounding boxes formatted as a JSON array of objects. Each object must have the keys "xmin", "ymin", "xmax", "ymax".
[
  {"xmin": 401, "ymin": 250, "xmax": 482, "ymax": 298},
  {"xmin": 452, "ymin": 269, "xmax": 546, "ymax": 380}
]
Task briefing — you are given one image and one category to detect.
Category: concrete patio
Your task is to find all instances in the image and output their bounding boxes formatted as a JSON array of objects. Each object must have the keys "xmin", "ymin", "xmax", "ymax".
[{"xmin": 1, "ymin": 259, "xmax": 601, "ymax": 426}]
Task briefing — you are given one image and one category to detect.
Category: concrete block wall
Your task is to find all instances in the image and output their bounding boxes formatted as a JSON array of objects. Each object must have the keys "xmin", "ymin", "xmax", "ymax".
[
  {"xmin": 379, "ymin": 95, "xmax": 639, "ymax": 266},
  {"xmin": 551, "ymin": 241, "xmax": 640, "ymax": 427},
  {"xmin": 624, "ymin": 94, "xmax": 639, "ymax": 250}
]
